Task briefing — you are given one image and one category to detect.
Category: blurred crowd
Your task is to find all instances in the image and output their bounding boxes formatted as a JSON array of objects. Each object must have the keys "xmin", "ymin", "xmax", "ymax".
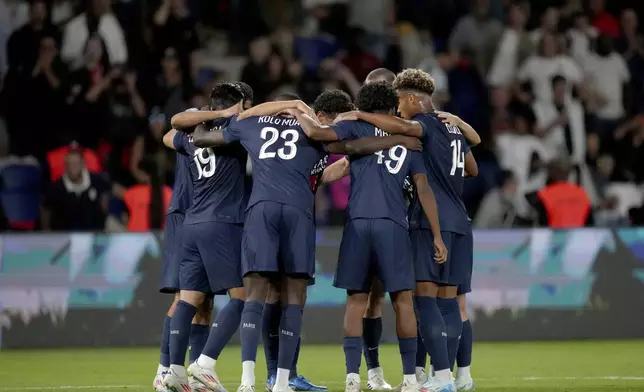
[{"xmin": 0, "ymin": 0, "xmax": 643, "ymax": 232}]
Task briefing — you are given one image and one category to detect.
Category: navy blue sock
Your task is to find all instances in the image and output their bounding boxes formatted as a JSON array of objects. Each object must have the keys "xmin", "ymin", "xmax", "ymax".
[
  {"xmin": 415, "ymin": 296, "xmax": 449, "ymax": 372},
  {"xmin": 189, "ymin": 324, "xmax": 209, "ymax": 364},
  {"xmin": 398, "ymin": 337, "xmax": 417, "ymax": 376},
  {"xmin": 201, "ymin": 298, "xmax": 244, "ymax": 361},
  {"xmin": 416, "ymin": 325, "xmax": 427, "ymax": 369},
  {"xmin": 457, "ymin": 320, "xmax": 473, "ymax": 368},
  {"xmin": 362, "ymin": 317, "xmax": 382, "ymax": 370},
  {"xmin": 343, "ymin": 336, "xmax": 362, "ymax": 374},
  {"xmin": 437, "ymin": 298, "xmax": 462, "ymax": 371},
  {"xmin": 262, "ymin": 303, "xmax": 281, "ymax": 376},
  {"xmin": 291, "ymin": 337, "xmax": 301, "ymax": 378},
  {"xmin": 241, "ymin": 301, "xmax": 264, "ymax": 362},
  {"xmin": 169, "ymin": 301, "xmax": 198, "ymax": 366},
  {"xmin": 160, "ymin": 316, "xmax": 171, "ymax": 367},
  {"xmin": 277, "ymin": 305, "xmax": 302, "ymax": 371}
]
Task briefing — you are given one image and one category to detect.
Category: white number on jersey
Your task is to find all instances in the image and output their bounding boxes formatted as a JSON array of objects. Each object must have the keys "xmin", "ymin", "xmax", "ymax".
[
  {"xmin": 194, "ymin": 147, "xmax": 216, "ymax": 179},
  {"xmin": 375, "ymin": 145, "xmax": 408, "ymax": 174},
  {"xmin": 449, "ymin": 139, "xmax": 465, "ymax": 177},
  {"xmin": 259, "ymin": 127, "xmax": 299, "ymax": 160}
]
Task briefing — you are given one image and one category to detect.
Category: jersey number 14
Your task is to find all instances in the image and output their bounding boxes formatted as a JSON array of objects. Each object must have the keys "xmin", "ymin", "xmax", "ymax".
[{"xmin": 450, "ymin": 140, "xmax": 465, "ymax": 177}]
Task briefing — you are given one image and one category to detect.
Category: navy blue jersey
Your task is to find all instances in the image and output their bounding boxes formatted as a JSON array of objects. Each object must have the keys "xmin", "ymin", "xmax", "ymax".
[
  {"xmin": 408, "ymin": 112, "xmax": 470, "ymax": 234},
  {"xmin": 223, "ymin": 115, "xmax": 327, "ymax": 217},
  {"xmin": 309, "ymin": 155, "xmax": 329, "ymax": 194},
  {"xmin": 174, "ymin": 117, "xmax": 248, "ymax": 225},
  {"xmin": 333, "ymin": 120, "xmax": 426, "ymax": 229},
  {"xmin": 166, "ymin": 153, "xmax": 193, "ymax": 215}
]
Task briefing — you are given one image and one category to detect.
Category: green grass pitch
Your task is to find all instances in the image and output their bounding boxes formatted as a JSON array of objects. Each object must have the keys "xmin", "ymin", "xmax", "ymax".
[{"xmin": 1, "ymin": 341, "xmax": 643, "ymax": 391}]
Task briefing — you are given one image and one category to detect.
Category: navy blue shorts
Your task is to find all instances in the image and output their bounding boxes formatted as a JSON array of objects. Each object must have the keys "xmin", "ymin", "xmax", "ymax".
[
  {"xmin": 334, "ymin": 218, "xmax": 414, "ymax": 293},
  {"xmin": 160, "ymin": 212, "xmax": 184, "ymax": 293},
  {"xmin": 457, "ymin": 227, "xmax": 474, "ymax": 295},
  {"xmin": 411, "ymin": 229, "xmax": 469, "ymax": 287},
  {"xmin": 242, "ymin": 201, "xmax": 315, "ymax": 279},
  {"xmin": 179, "ymin": 221, "xmax": 244, "ymax": 294}
]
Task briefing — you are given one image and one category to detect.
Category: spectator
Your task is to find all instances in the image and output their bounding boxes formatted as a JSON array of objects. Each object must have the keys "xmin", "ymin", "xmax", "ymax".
[
  {"xmin": 516, "ymin": 32, "xmax": 583, "ymax": 105},
  {"xmin": 530, "ymin": 7, "xmax": 560, "ymax": 45},
  {"xmin": 51, "ymin": 0, "xmax": 75, "ymax": 26},
  {"xmin": 448, "ymin": 0, "xmax": 502, "ymax": 64},
  {"xmin": 0, "ymin": 0, "xmax": 29, "ymax": 35},
  {"xmin": 129, "ymin": 108, "xmax": 174, "ymax": 186},
  {"xmin": 61, "ymin": 0, "xmax": 127, "ymax": 70},
  {"xmin": 341, "ymin": 27, "xmax": 381, "ymax": 82},
  {"xmin": 559, "ymin": 0, "xmax": 584, "ymax": 30},
  {"xmin": 6, "ymin": 0, "xmax": 59, "ymax": 75},
  {"xmin": 474, "ymin": 170, "xmax": 518, "ymax": 228},
  {"xmin": 488, "ymin": 87, "xmax": 513, "ymax": 134},
  {"xmin": 567, "ymin": 11, "xmax": 599, "ymax": 63},
  {"xmin": 41, "ymin": 149, "xmax": 110, "ymax": 231},
  {"xmin": 347, "ymin": 0, "xmax": 393, "ymax": 60},
  {"xmin": 153, "ymin": 47, "xmax": 193, "ymax": 120},
  {"xmin": 584, "ymin": 35, "xmax": 630, "ymax": 136},
  {"xmin": 611, "ymin": 116, "xmax": 644, "ymax": 183},
  {"xmin": 616, "ymin": 9, "xmax": 644, "ymax": 114},
  {"xmin": 484, "ymin": 2, "xmax": 532, "ymax": 88},
  {"xmin": 152, "ymin": 0, "xmax": 200, "ymax": 73},
  {"xmin": 123, "ymin": 157, "xmax": 172, "ymax": 232},
  {"xmin": 589, "ymin": 0, "xmax": 619, "ymax": 39},
  {"xmin": 532, "ymin": 75, "xmax": 586, "ymax": 167}
]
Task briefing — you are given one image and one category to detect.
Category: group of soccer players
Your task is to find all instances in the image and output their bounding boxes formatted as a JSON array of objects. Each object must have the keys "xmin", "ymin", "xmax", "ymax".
[{"xmin": 152, "ymin": 66, "xmax": 480, "ymax": 392}]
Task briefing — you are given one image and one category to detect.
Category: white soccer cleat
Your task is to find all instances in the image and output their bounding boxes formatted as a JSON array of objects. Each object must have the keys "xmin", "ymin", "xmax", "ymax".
[
  {"xmin": 416, "ymin": 369, "xmax": 429, "ymax": 385},
  {"xmin": 345, "ymin": 374, "xmax": 362, "ymax": 392},
  {"xmin": 237, "ymin": 384, "xmax": 255, "ymax": 392},
  {"xmin": 271, "ymin": 385, "xmax": 295, "ymax": 392},
  {"xmin": 187, "ymin": 362, "xmax": 227, "ymax": 392},
  {"xmin": 154, "ymin": 371, "xmax": 168, "ymax": 392},
  {"xmin": 454, "ymin": 377, "xmax": 474, "ymax": 391},
  {"xmin": 419, "ymin": 378, "xmax": 455, "ymax": 392},
  {"xmin": 367, "ymin": 368, "xmax": 392, "ymax": 390},
  {"xmin": 190, "ymin": 376, "xmax": 214, "ymax": 392},
  {"xmin": 164, "ymin": 369, "xmax": 192, "ymax": 392},
  {"xmin": 399, "ymin": 379, "xmax": 419, "ymax": 392}
]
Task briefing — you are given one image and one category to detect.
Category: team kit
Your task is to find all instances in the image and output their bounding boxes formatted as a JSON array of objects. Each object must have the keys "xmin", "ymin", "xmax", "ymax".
[{"xmin": 153, "ymin": 68, "xmax": 478, "ymax": 392}]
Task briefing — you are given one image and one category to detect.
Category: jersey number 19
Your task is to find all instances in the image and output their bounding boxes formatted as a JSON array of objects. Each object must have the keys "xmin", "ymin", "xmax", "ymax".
[
  {"xmin": 450, "ymin": 140, "xmax": 465, "ymax": 177},
  {"xmin": 194, "ymin": 147, "xmax": 216, "ymax": 179}
]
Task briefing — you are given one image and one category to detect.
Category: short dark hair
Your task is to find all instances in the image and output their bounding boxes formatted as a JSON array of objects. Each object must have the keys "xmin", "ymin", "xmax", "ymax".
[
  {"xmin": 66, "ymin": 148, "xmax": 84, "ymax": 160},
  {"xmin": 210, "ymin": 83, "xmax": 244, "ymax": 110},
  {"xmin": 235, "ymin": 81, "xmax": 254, "ymax": 104},
  {"xmin": 313, "ymin": 89, "xmax": 354, "ymax": 116},
  {"xmin": 355, "ymin": 82, "xmax": 398, "ymax": 113},
  {"xmin": 393, "ymin": 68, "xmax": 436, "ymax": 96},
  {"xmin": 274, "ymin": 92, "xmax": 302, "ymax": 101},
  {"xmin": 551, "ymin": 74, "xmax": 566, "ymax": 87},
  {"xmin": 365, "ymin": 68, "xmax": 396, "ymax": 85}
]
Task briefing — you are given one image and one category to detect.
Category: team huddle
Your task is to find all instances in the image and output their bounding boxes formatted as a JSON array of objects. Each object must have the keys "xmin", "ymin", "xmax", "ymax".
[{"xmin": 153, "ymin": 67, "xmax": 479, "ymax": 392}]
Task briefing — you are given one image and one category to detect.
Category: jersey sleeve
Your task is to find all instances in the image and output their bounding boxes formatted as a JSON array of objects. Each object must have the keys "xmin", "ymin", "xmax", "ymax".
[
  {"xmin": 222, "ymin": 114, "xmax": 242, "ymax": 143},
  {"xmin": 408, "ymin": 151, "xmax": 427, "ymax": 176},
  {"xmin": 173, "ymin": 131, "xmax": 190, "ymax": 155},
  {"xmin": 331, "ymin": 121, "xmax": 357, "ymax": 141}
]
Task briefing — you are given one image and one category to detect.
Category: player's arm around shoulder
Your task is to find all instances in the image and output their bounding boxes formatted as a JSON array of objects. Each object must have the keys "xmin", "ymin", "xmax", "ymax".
[
  {"xmin": 327, "ymin": 135, "xmax": 422, "ymax": 155},
  {"xmin": 294, "ymin": 111, "xmax": 340, "ymax": 142},
  {"xmin": 348, "ymin": 111, "xmax": 424, "ymax": 138},
  {"xmin": 436, "ymin": 110, "xmax": 481, "ymax": 147},
  {"xmin": 237, "ymin": 100, "xmax": 314, "ymax": 120},
  {"xmin": 170, "ymin": 105, "xmax": 239, "ymax": 130},
  {"xmin": 192, "ymin": 123, "xmax": 228, "ymax": 148},
  {"xmin": 162, "ymin": 129, "xmax": 179, "ymax": 150}
]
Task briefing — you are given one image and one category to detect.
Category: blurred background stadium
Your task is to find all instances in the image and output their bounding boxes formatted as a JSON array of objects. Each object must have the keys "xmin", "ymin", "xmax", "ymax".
[{"xmin": 0, "ymin": 0, "xmax": 643, "ymax": 391}]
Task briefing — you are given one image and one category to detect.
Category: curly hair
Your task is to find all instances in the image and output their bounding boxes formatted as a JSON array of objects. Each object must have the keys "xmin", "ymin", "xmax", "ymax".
[
  {"xmin": 313, "ymin": 89, "xmax": 355, "ymax": 115},
  {"xmin": 355, "ymin": 81, "xmax": 398, "ymax": 113},
  {"xmin": 234, "ymin": 81, "xmax": 254, "ymax": 104},
  {"xmin": 210, "ymin": 82, "xmax": 244, "ymax": 110},
  {"xmin": 392, "ymin": 68, "xmax": 435, "ymax": 96}
]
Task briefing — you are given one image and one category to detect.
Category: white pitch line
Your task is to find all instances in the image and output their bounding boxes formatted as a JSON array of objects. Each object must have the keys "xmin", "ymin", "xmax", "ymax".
[{"xmin": 2, "ymin": 377, "xmax": 644, "ymax": 391}]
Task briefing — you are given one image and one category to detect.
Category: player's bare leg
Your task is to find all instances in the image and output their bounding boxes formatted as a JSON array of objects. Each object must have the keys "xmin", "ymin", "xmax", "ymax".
[
  {"xmin": 344, "ymin": 291, "xmax": 370, "ymax": 392},
  {"xmin": 164, "ymin": 290, "xmax": 207, "ymax": 392},
  {"xmin": 272, "ymin": 276, "xmax": 308, "ymax": 392},
  {"xmin": 454, "ymin": 295, "xmax": 474, "ymax": 391},
  {"xmin": 364, "ymin": 279, "xmax": 391, "ymax": 390},
  {"xmin": 154, "ymin": 293, "xmax": 180, "ymax": 392},
  {"xmin": 415, "ymin": 282, "xmax": 455, "ymax": 392},
  {"xmin": 238, "ymin": 274, "xmax": 273, "ymax": 392},
  {"xmin": 389, "ymin": 290, "xmax": 419, "ymax": 392},
  {"xmin": 191, "ymin": 289, "xmax": 245, "ymax": 392}
]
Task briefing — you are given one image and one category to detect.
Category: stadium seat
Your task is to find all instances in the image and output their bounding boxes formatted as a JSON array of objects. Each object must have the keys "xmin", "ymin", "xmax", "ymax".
[{"xmin": 0, "ymin": 158, "xmax": 42, "ymax": 230}]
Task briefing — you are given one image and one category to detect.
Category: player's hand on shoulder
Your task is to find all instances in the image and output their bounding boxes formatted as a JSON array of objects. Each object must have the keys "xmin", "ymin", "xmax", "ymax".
[
  {"xmin": 396, "ymin": 135, "xmax": 422, "ymax": 151},
  {"xmin": 279, "ymin": 108, "xmax": 302, "ymax": 118},
  {"xmin": 296, "ymin": 100, "xmax": 316, "ymax": 119},
  {"xmin": 333, "ymin": 111, "xmax": 360, "ymax": 124},
  {"xmin": 433, "ymin": 236, "xmax": 448, "ymax": 264},
  {"xmin": 223, "ymin": 102, "xmax": 244, "ymax": 117},
  {"xmin": 436, "ymin": 111, "xmax": 462, "ymax": 127}
]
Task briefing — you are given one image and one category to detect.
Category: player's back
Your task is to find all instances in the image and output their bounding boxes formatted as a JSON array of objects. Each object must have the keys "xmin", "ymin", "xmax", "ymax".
[
  {"xmin": 410, "ymin": 111, "xmax": 469, "ymax": 234},
  {"xmin": 337, "ymin": 120, "xmax": 423, "ymax": 229},
  {"xmin": 223, "ymin": 114, "xmax": 326, "ymax": 217},
  {"xmin": 174, "ymin": 117, "xmax": 248, "ymax": 225}
]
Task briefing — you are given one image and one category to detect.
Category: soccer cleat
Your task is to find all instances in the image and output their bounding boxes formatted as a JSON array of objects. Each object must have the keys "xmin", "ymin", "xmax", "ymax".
[
  {"xmin": 416, "ymin": 370, "xmax": 429, "ymax": 385},
  {"xmin": 271, "ymin": 385, "xmax": 295, "ymax": 392},
  {"xmin": 154, "ymin": 371, "xmax": 169, "ymax": 392},
  {"xmin": 163, "ymin": 369, "xmax": 192, "ymax": 392},
  {"xmin": 367, "ymin": 368, "xmax": 392, "ymax": 390},
  {"xmin": 187, "ymin": 362, "xmax": 227, "ymax": 392},
  {"xmin": 289, "ymin": 375, "xmax": 328, "ymax": 391},
  {"xmin": 265, "ymin": 374, "xmax": 276, "ymax": 392},
  {"xmin": 345, "ymin": 375, "xmax": 362, "ymax": 392},
  {"xmin": 454, "ymin": 377, "xmax": 474, "ymax": 391},
  {"xmin": 237, "ymin": 384, "xmax": 255, "ymax": 392},
  {"xmin": 419, "ymin": 378, "xmax": 456, "ymax": 392},
  {"xmin": 399, "ymin": 379, "xmax": 419, "ymax": 392},
  {"xmin": 191, "ymin": 377, "xmax": 213, "ymax": 392}
]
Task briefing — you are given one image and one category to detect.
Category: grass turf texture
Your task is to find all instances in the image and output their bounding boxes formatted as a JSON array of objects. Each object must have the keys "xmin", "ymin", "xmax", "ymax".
[{"xmin": 1, "ymin": 341, "xmax": 643, "ymax": 391}]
